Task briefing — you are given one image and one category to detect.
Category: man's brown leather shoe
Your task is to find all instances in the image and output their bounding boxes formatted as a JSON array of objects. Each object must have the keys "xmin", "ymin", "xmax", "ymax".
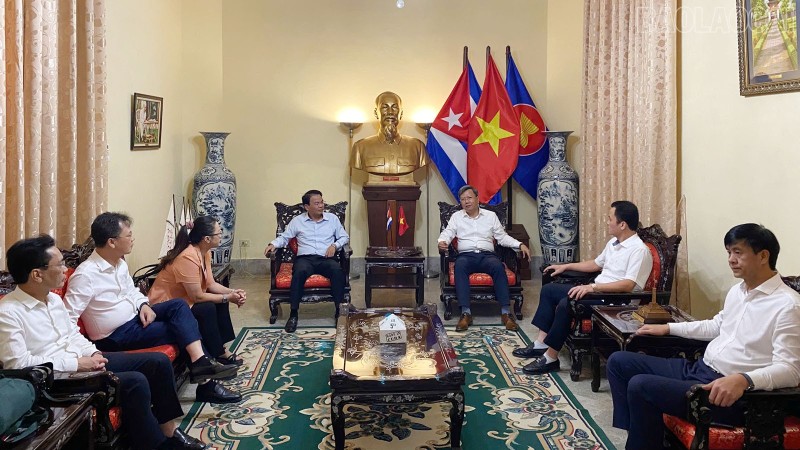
[
  {"xmin": 455, "ymin": 313, "xmax": 473, "ymax": 331},
  {"xmin": 502, "ymin": 313, "xmax": 519, "ymax": 331}
]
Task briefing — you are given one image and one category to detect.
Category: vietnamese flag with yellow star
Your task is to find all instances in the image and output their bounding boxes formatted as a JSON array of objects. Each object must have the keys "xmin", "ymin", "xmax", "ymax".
[{"xmin": 467, "ymin": 55, "xmax": 520, "ymax": 204}]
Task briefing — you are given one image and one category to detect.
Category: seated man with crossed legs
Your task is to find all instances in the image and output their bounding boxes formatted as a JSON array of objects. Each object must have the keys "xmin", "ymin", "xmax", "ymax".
[{"xmin": 513, "ymin": 201, "xmax": 652, "ymax": 374}]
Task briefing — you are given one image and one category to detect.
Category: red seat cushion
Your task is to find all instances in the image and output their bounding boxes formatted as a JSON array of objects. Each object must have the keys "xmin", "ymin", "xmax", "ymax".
[
  {"xmin": 288, "ymin": 237, "xmax": 299, "ymax": 255},
  {"xmin": 124, "ymin": 344, "xmax": 179, "ymax": 362},
  {"xmin": 643, "ymin": 242, "xmax": 661, "ymax": 291},
  {"xmin": 663, "ymin": 414, "xmax": 800, "ymax": 450},
  {"xmin": 94, "ymin": 406, "xmax": 122, "ymax": 431},
  {"xmin": 447, "ymin": 262, "xmax": 517, "ymax": 286},
  {"xmin": 275, "ymin": 263, "xmax": 331, "ymax": 289}
]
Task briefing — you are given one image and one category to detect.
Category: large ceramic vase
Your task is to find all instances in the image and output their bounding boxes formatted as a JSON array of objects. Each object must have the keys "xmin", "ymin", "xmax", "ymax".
[
  {"xmin": 537, "ymin": 131, "xmax": 579, "ymax": 265},
  {"xmin": 192, "ymin": 132, "xmax": 236, "ymax": 264}
]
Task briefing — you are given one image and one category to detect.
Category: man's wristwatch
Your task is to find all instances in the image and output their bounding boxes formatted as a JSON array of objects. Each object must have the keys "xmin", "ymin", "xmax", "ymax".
[
  {"xmin": 221, "ymin": 294, "xmax": 228, "ymax": 304},
  {"xmin": 590, "ymin": 283, "xmax": 597, "ymax": 291},
  {"xmin": 740, "ymin": 373, "xmax": 755, "ymax": 391}
]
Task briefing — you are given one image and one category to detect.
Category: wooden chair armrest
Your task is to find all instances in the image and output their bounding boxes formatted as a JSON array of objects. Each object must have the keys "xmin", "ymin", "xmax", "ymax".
[
  {"xmin": 542, "ymin": 267, "xmax": 600, "ymax": 286},
  {"xmin": 684, "ymin": 383, "xmax": 800, "ymax": 450}
]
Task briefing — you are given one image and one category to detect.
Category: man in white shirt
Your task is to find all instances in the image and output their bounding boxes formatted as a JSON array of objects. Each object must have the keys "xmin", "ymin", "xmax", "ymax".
[
  {"xmin": 437, "ymin": 185, "xmax": 531, "ymax": 332},
  {"xmin": 0, "ymin": 235, "xmax": 207, "ymax": 450},
  {"xmin": 515, "ymin": 200, "xmax": 653, "ymax": 375},
  {"xmin": 264, "ymin": 190, "xmax": 350, "ymax": 333},
  {"xmin": 608, "ymin": 223, "xmax": 800, "ymax": 450},
  {"xmin": 65, "ymin": 212, "xmax": 239, "ymax": 403}
]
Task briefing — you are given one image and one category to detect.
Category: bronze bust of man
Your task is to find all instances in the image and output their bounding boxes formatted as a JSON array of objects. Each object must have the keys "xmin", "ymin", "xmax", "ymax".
[{"xmin": 351, "ymin": 91, "xmax": 428, "ymax": 184}]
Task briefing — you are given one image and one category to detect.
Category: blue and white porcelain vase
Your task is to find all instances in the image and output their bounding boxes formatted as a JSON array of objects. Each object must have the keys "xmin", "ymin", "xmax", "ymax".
[
  {"xmin": 192, "ymin": 132, "xmax": 236, "ymax": 264},
  {"xmin": 537, "ymin": 131, "xmax": 579, "ymax": 265}
]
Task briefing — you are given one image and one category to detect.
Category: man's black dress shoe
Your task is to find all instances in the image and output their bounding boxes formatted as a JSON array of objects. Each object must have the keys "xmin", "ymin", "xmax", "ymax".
[
  {"xmin": 285, "ymin": 316, "xmax": 298, "ymax": 333},
  {"xmin": 160, "ymin": 428, "xmax": 208, "ymax": 450},
  {"xmin": 196, "ymin": 380, "xmax": 242, "ymax": 404},
  {"xmin": 215, "ymin": 352, "xmax": 244, "ymax": 367},
  {"xmin": 189, "ymin": 356, "xmax": 237, "ymax": 383},
  {"xmin": 512, "ymin": 343, "xmax": 548, "ymax": 358},
  {"xmin": 522, "ymin": 356, "xmax": 560, "ymax": 374}
]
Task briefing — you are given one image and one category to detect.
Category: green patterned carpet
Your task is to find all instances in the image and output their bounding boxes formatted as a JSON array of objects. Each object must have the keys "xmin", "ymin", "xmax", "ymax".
[{"xmin": 180, "ymin": 326, "xmax": 615, "ymax": 450}]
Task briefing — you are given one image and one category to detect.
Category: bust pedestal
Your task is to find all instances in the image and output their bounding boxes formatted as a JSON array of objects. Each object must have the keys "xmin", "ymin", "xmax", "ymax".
[{"xmin": 362, "ymin": 184, "xmax": 421, "ymax": 247}]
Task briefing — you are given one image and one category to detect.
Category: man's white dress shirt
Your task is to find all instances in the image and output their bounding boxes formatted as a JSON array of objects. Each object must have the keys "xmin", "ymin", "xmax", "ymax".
[
  {"xmin": 437, "ymin": 209, "xmax": 521, "ymax": 252},
  {"xmin": 593, "ymin": 235, "xmax": 653, "ymax": 291},
  {"xmin": 669, "ymin": 273, "xmax": 800, "ymax": 391},
  {"xmin": 0, "ymin": 287, "xmax": 97, "ymax": 371},
  {"xmin": 65, "ymin": 251, "xmax": 149, "ymax": 341}
]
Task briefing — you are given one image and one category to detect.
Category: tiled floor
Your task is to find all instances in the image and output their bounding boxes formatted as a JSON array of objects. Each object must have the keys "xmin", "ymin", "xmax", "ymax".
[{"xmin": 179, "ymin": 269, "xmax": 626, "ymax": 449}]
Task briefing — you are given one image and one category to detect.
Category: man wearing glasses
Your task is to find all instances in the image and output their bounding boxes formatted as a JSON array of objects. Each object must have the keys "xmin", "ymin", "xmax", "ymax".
[
  {"xmin": 64, "ymin": 212, "xmax": 240, "ymax": 404},
  {"xmin": 0, "ymin": 235, "xmax": 207, "ymax": 450}
]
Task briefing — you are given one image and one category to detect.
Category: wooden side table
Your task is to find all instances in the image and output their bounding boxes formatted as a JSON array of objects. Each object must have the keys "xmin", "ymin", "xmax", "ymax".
[
  {"xmin": 12, "ymin": 393, "xmax": 96, "ymax": 450},
  {"xmin": 364, "ymin": 247, "xmax": 425, "ymax": 307},
  {"xmin": 590, "ymin": 305, "xmax": 710, "ymax": 392},
  {"xmin": 506, "ymin": 224, "xmax": 531, "ymax": 280}
]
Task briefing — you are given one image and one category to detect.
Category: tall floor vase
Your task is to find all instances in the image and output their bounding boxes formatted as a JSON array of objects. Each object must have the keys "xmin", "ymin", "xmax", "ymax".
[
  {"xmin": 537, "ymin": 131, "xmax": 579, "ymax": 265},
  {"xmin": 192, "ymin": 132, "xmax": 237, "ymax": 264}
]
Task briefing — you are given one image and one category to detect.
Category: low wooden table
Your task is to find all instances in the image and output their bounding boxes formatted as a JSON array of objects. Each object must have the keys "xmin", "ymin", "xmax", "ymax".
[
  {"xmin": 590, "ymin": 305, "xmax": 709, "ymax": 392},
  {"xmin": 364, "ymin": 247, "xmax": 425, "ymax": 307},
  {"xmin": 330, "ymin": 304, "xmax": 465, "ymax": 450},
  {"xmin": 11, "ymin": 393, "xmax": 96, "ymax": 450}
]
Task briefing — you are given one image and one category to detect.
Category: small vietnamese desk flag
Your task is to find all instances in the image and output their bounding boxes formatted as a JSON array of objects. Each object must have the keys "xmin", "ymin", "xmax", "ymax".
[
  {"xmin": 506, "ymin": 52, "xmax": 549, "ymax": 199},
  {"xmin": 398, "ymin": 206, "xmax": 409, "ymax": 236},
  {"xmin": 467, "ymin": 55, "xmax": 520, "ymax": 204}
]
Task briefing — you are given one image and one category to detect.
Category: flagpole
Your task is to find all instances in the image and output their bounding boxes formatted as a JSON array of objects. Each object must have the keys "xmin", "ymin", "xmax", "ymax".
[
  {"xmin": 340, "ymin": 122, "xmax": 362, "ymax": 280},
  {"xmin": 417, "ymin": 122, "xmax": 438, "ymax": 279},
  {"xmin": 505, "ymin": 46, "xmax": 514, "ymax": 229}
]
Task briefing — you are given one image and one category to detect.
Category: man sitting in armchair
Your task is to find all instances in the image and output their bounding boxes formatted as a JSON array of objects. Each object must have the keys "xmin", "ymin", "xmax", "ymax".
[
  {"xmin": 513, "ymin": 200, "xmax": 652, "ymax": 374},
  {"xmin": 608, "ymin": 223, "xmax": 800, "ymax": 450},
  {"xmin": 437, "ymin": 185, "xmax": 531, "ymax": 332},
  {"xmin": 0, "ymin": 235, "xmax": 207, "ymax": 450},
  {"xmin": 264, "ymin": 189, "xmax": 349, "ymax": 333}
]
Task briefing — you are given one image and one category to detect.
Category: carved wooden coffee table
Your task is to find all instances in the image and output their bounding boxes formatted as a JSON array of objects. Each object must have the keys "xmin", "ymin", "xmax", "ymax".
[{"xmin": 330, "ymin": 303, "xmax": 465, "ymax": 450}]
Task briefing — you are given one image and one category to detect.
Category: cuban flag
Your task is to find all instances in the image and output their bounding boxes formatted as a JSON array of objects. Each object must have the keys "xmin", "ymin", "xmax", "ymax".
[
  {"xmin": 386, "ymin": 206, "xmax": 393, "ymax": 231},
  {"xmin": 427, "ymin": 62, "xmax": 501, "ymax": 204},
  {"xmin": 506, "ymin": 53, "xmax": 549, "ymax": 199}
]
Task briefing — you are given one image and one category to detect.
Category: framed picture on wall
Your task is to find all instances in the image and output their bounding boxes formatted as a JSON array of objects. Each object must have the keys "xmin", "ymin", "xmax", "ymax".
[
  {"xmin": 738, "ymin": 0, "xmax": 800, "ymax": 96},
  {"xmin": 131, "ymin": 93, "xmax": 163, "ymax": 149}
]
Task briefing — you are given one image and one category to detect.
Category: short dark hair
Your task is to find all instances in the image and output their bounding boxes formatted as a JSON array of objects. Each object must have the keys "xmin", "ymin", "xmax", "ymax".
[
  {"xmin": 610, "ymin": 200, "xmax": 640, "ymax": 231},
  {"xmin": 6, "ymin": 234, "xmax": 56, "ymax": 284},
  {"xmin": 458, "ymin": 185, "xmax": 478, "ymax": 199},
  {"xmin": 302, "ymin": 190, "xmax": 323, "ymax": 206},
  {"xmin": 91, "ymin": 212, "xmax": 132, "ymax": 248},
  {"xmin": 724, "ymin": 223, "xmax": 780, "ymax": 270}
]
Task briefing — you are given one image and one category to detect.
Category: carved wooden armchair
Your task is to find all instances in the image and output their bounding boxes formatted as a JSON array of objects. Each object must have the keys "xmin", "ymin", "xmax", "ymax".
[
  {"xmin": 543, "ymin": 223, "xmax": 681, "ymax": 381},
  {"xmin": 268, "ymin": 201, "xmax": 352, "ymax": 324},
  {"xmin": 437, "ymin": 201, "xmax": 523, "ymax": 321},
  {"xmin": 663, "ymin": 276, "xmax": 800, "ymax": 450}
]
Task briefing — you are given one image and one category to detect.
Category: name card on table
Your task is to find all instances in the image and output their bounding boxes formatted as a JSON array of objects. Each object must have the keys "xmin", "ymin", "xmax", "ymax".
[{"xmin": 379, "ymin": 313, "xmax": 407, "ymax": 344}]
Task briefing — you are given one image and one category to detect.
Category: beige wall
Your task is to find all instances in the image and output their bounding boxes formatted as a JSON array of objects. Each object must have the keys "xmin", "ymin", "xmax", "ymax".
[
  {"xmin": 681, "ymin": 0, "xmax": 800, "ymax": 318},
  {"xmin": 106, "ymin": 0, "xmax": 224, "ymax": 270}
]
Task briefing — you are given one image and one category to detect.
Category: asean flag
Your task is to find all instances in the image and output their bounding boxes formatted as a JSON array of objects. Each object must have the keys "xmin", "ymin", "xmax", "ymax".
[
  {"xmin": 467, "ymin": 56, "xmax": 520, "ymax": 203},
  {"xmin": 506, "ymin": 53, "xmax": 549, "ymax": 199}
]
